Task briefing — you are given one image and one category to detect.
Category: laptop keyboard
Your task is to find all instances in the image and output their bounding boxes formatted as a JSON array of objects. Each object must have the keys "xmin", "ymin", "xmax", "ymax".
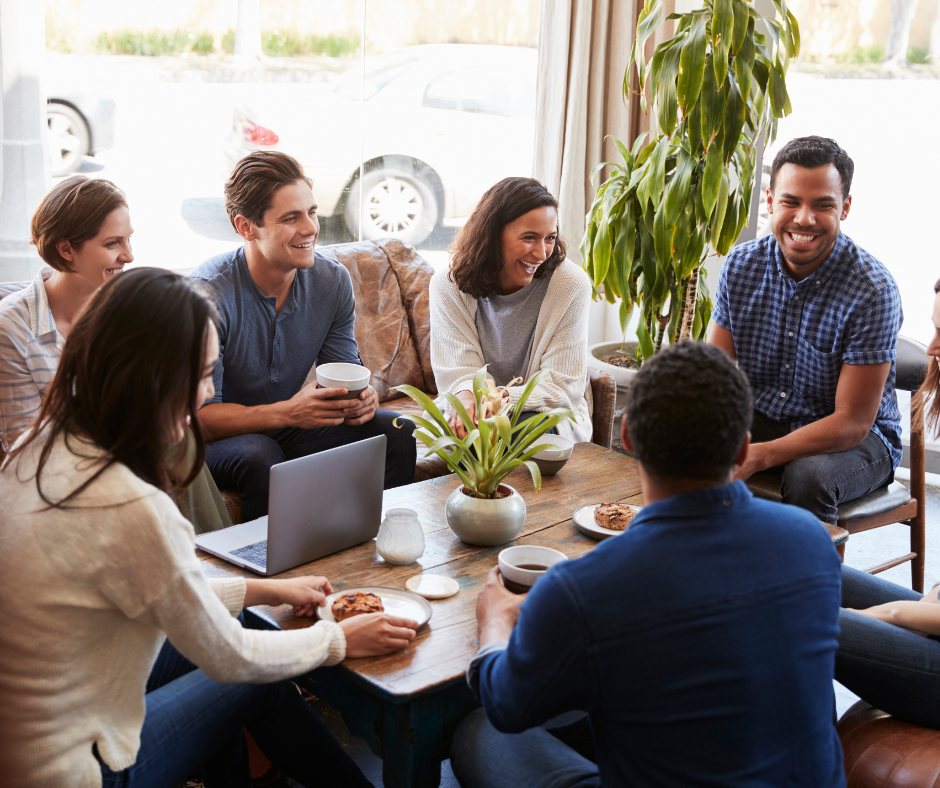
[{"xmin": 231, "ymin": 540, "xmax": 267, "ymax": 568}]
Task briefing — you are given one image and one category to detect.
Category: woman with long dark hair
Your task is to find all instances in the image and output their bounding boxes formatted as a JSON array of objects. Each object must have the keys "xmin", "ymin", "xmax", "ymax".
[
  {"xmin": 835, "ymin": 277, "xmax": 940, "ymax": 727},
  {"xmin": 430, "ymin": 177, "xmax": 592, "ymax": 442},
  {"xmin": 0, "ymin": 175, "xmax": 231, "ymax": 533},
  {"xmin": 0, "ymin": 268, "xmax": 417, "ymax": 787}
]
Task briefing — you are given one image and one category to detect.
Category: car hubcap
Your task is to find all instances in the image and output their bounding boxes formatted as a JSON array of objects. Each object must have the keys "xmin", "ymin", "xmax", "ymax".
[
  {"xmin": 365, "ymin": 177, "xmax": 422, "ymax": 235},
  {"xmin": 47, "ymin": 112, "xmax": 81, "ymax": 172}
]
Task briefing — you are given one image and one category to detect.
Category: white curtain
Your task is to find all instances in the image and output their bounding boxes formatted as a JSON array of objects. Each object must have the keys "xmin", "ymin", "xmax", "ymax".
[{"xmin": 534, "ymin": 0, "xmax": 673, "ymax": 343}]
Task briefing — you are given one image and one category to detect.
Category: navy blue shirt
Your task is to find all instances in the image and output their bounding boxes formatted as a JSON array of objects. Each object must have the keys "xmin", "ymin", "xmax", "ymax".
[
  {"xmin": 190, "ymin": 247, "xmax": 361, "ymax": 407},
  {"xmin": 712, "ymin": 233, "xmax": 903, "ymax": 468},
  {"xmin": 471, "ymin": 482, "xmax": 844, "ymax": 787}
]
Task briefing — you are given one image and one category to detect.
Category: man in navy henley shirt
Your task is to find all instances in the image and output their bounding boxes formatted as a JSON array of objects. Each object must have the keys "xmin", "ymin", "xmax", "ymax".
[
  {"xmin": 451, "ymin": 342, "xmax": 844, "ymax": 788},
  {"xmin": 191, "ymin": 152, "xmax": 415, "ymax": 521}
]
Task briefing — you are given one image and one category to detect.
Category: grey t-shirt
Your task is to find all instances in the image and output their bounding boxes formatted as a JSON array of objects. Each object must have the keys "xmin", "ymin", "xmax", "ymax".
[{"xmin": 474, "ymin": 269, "xmax": 554, "ymax": 387}]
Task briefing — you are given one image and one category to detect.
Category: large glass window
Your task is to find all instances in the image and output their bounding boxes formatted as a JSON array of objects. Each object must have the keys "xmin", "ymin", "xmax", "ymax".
[{"xmin": 43, "ymin": 0, "xmax": 541, "ymax": 277}]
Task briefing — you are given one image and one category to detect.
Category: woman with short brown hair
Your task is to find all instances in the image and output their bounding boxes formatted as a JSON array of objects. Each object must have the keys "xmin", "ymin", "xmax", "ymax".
[
  {"xmin": 0, "ymin": 176, "xmax": 230, "ymax": 533},
  {"xmin": 430, "ymin": 177, "xmax": 593, "ymax": 443}
]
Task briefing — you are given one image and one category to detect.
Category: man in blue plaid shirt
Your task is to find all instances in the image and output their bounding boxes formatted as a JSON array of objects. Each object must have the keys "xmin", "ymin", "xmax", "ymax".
[{"xmin": 709, "ymin": 136, "xmax": 902, "ymax": 525}]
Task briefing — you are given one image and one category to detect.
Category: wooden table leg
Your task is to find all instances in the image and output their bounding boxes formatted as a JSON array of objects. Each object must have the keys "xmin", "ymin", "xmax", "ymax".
[{"xmin": 300, "ymin": 666, "xmax": 479, "ymax": 788}]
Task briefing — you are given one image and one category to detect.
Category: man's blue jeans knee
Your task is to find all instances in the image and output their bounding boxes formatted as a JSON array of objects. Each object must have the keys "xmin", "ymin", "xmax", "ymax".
[
  {"xmin": 205, "ymin": 409, "xmax": 416, "ymax": 521},
  {"xmin": 451, "ymin": 708, "xmax": 600, "ymax": 788},
  {"xmin": 751, "ymin": 411, "xmax": 893, "ymax": 524}
]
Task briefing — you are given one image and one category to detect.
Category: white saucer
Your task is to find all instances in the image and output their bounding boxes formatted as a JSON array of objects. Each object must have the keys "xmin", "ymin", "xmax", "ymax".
[
  {"xmin": 405, "ymin": 574, "xmax": 460, "ymax": 599},
  {"xmin": 573, "ymin": 503, "xmax": 643, "ymax": 541},
  {"xmin": 318, "ymin": 587, "xmax": 432, "ymax": 627}
]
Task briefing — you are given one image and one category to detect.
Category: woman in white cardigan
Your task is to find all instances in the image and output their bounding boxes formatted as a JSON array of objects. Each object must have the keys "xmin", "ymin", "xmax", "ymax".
[
  {"xmin": 430, "ymin": 177, "xmax": 593, "ymax": 444},
  {"xmin": 0, "ymin": 268, "xmax": 417, "ymax": 788}
]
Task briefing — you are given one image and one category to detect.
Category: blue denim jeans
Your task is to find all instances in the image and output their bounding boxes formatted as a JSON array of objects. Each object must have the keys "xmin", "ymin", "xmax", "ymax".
[
  {"xmin": 97, "ymin": 640, "xmax": 372, "ymax": 788},
  {"xmin": 836, "ymin": 565, "xmax": 940, "ymax": 728},
  {"xmin": 206, "ymin": 409, "xmax": 416, "ymax": 522},
  {"xmin": 751, "ymin": 410, "xmax": 894, "ymax": 524},
  {"xmin": 451, "ymin": 709, "xmax": 600, "ymax": 788}
]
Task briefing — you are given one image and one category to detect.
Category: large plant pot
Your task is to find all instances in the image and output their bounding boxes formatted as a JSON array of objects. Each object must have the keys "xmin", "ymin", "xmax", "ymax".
[
  {"xmin": 445, "ymin": 484, "xmax": 526, "ymax": 546},
  {"xmin": 588, "ymin": 340, "xmax": 639, "ymax": 414}
]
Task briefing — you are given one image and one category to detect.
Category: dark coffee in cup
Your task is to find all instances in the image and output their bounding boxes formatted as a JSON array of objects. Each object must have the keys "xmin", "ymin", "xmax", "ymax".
[
  {"xmin": 319, "ymin": 385, "xmax": 366, "ymax": 402},
  {"xmin": 502, "ymin": 575, "xmax": 536, "ymax": 595}
]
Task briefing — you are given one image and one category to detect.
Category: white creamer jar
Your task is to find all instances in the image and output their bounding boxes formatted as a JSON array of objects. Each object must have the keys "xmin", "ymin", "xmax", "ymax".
[{"xmin": 376, "ymin": 508, "xmax": 425, "ymax": 565}]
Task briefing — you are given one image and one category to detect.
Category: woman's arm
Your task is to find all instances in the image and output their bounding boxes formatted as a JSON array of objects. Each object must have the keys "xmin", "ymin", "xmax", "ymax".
[
  {"xmin": 850, "ymin": 590, "xmax": 940, "ymax": 636},
  {"xmin": 0, "ymin": 315, "xmax": 47, "ymax": 452}
]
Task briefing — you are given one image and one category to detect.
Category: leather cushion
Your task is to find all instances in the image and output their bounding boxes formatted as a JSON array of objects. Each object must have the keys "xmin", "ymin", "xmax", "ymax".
[
  {"xmin": 838, "ymin": 701, "xmax": 940, "ymax": 787},
  {"xmin": 319, "ymin": 240, "xmax": 428, "ymax": 403},
  {"xmin": 748, "ymin": 472, "xmax": 911, "ymax": 523},
  {"xmin": 897, "ymin": 336, "xmax": 929, "ymax": 393},
  {"xmin": 838, "ymin": 481, "xmax": 912, "ymax": 523}
]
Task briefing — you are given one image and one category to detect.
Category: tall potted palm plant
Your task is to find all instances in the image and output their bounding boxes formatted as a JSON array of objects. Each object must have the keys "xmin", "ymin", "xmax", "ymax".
[{"xmin": 582, "ymin": 0, "xmax": 800, "ymax": 365}]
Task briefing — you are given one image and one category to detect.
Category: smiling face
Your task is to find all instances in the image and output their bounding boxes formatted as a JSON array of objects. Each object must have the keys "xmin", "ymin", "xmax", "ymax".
[
  {"xmin": 497, "ymin": 206, "xmax": 558, "ymax": 295},
  {"xmin": 240, "ymin": 179, "xmax": 319, "ymax": 271},
  {"xmin": 56, "ymin": 206, "xmax": 133, "ymax": 288},
  {"xmin": 768, "ymin": 163, "xmax": 851, "ymax": 281}
]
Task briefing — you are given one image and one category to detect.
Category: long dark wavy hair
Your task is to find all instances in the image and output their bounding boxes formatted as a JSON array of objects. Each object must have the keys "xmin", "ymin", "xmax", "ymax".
[
  {"xmin": 914, "ymin": 276, "xmax": 940, "ymax": 436},
  {"xmin": 6, "ymin": 268, "xmax": 219, "ymax": 508},
  {"xmin": 449, "ymin": 177, "xmax": 567, "ymax": 299}
]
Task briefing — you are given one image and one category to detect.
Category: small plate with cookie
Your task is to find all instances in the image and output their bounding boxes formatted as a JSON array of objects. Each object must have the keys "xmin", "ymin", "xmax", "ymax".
[
  {"xmin": 573, "ymin": 502, "xmax": 643, "ymax": 540},
  {"xmin": 318, "ymin": 587, "xmax": 433, "ymax": 628}
]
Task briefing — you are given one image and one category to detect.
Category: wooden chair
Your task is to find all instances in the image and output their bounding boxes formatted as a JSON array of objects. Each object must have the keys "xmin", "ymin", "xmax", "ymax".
[{"xmin": 748, "ymin": 336, "xmax": 929, "ymax": 592}]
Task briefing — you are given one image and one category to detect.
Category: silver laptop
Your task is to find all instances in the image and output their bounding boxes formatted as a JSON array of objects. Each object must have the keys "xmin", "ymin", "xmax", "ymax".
[{"xmin": 195, "ymin": 435, "xmax": 386, "ymax": 575}]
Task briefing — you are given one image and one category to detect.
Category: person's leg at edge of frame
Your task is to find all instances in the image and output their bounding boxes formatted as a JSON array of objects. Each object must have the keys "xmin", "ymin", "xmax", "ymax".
[
  {"xmin": 779, "ymin": 431, "xmax": 893, "ymax": 524},
  {"xmin": 276, "ymin": 409, "xmax": 417, "ymax": 489},
  {"xmin": 836, "ymin": 605, "xmax": 940, "ymax": 729},
  {"xmin": 451, "ymin": 708, "xmax": 601, "ymax": 788},
  {"xmin": 99, "ymin": 670, "xmax": 373, "ymax": 788},
  {"xmin": 204, "ymin": 433, "xmax": 286, "ymax": 522}
]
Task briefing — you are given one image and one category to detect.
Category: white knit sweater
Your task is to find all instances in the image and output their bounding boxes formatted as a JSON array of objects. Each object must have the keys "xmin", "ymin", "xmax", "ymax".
[
  {"xmin": 0, "ymin": 433, "xmax": 346, "ymax": 788},
  {"xmin": 429, "ymin": 259, "xmax": 593, "ymax": 443}
]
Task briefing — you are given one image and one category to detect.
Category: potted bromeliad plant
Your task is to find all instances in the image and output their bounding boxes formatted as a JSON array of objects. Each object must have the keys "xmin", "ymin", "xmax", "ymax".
[
  {"xmin": 393, "ymin": 367, "xmax": 577, "ymax": 546},
  {"xmin": 582, "ymin": 0, "xmax": 800, "ymax": 370}
]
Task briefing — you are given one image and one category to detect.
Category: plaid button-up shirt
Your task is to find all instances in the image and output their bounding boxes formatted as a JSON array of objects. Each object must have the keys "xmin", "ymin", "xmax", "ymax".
[{"xmin": 712, "ymin": 232, "xmax": 903, "ymax": 468}]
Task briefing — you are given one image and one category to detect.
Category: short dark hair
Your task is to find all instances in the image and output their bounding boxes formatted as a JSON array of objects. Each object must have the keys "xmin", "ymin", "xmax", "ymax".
[
  {"xmin": 770, "ymin": 135, "xmax": 854, "ymax": 200},
  {"xmin": 625, "ymin": 342, "xmax": 752, "ymax": 482},
  {"xmin": 224, "ymin": 150, "xmax": 312, "ymax": 231},
  {"xmin": 449, "ymin": 177, "xmax": 567, "ymax": 299},
  {"xmin": 30, "ymin": 176, "xmax": 128, "ymax": 272}
]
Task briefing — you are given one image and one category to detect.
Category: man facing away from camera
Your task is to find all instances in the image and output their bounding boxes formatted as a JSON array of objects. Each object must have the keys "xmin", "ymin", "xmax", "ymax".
[{"xmin": 451, "ymin": 341, "xmax": 844, "ymax": 788}]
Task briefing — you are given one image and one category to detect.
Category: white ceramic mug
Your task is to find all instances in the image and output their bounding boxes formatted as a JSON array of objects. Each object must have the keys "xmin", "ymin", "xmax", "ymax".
[
  {"xmin": 497, "ymin": 545, "xmax": 568, "ymax": 594},
  {"xmin": 315, "ymin": 362, "xmax": 371, "ymax": 401}
]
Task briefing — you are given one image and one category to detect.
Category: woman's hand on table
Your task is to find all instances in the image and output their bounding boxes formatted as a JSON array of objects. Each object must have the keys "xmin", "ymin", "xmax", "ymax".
[
  {"xmin": 340, "ymin": 613, "xmax": 419, "ymax": 657},
  {"xmin": 243, "ymin": 576, "xmax": 334, "ymax": 617},
  {"xmin": 449, "ymin": 390, "xmax": 477, "ymax": 440}
]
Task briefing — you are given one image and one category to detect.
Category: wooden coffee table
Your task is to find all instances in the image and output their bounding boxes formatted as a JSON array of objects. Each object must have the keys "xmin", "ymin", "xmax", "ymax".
[{"xmin": 198, "ymin": 442, "xmax": 642, "ymax": 788}]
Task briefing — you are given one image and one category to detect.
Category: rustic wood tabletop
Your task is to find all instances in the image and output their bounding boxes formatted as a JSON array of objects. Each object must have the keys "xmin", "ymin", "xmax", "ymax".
[{"xmin": 198, "ymin": 442, "xmax": 643, "ymax": 787}]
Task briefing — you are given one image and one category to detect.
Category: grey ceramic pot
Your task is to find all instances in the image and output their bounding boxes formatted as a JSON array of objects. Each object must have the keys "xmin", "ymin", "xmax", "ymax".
[{"xmin": 444, "ymin": 484, "xmax": 526, "ymax": 546}]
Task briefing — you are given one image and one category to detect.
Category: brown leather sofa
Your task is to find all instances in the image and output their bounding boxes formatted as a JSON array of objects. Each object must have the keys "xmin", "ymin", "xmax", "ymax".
[{"xmin": 219, "ymin": 238, "xmax": 617, "ymax": 523}]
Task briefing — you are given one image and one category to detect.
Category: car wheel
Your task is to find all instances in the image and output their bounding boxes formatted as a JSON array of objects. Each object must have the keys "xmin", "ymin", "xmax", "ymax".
[
  {"xmin": 345, "ymin": 166, "xmax": 439, "ymax": 247},
  {"xmin": 47, "ymin": 102, "xmax": 90, "ymax": 178}
]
